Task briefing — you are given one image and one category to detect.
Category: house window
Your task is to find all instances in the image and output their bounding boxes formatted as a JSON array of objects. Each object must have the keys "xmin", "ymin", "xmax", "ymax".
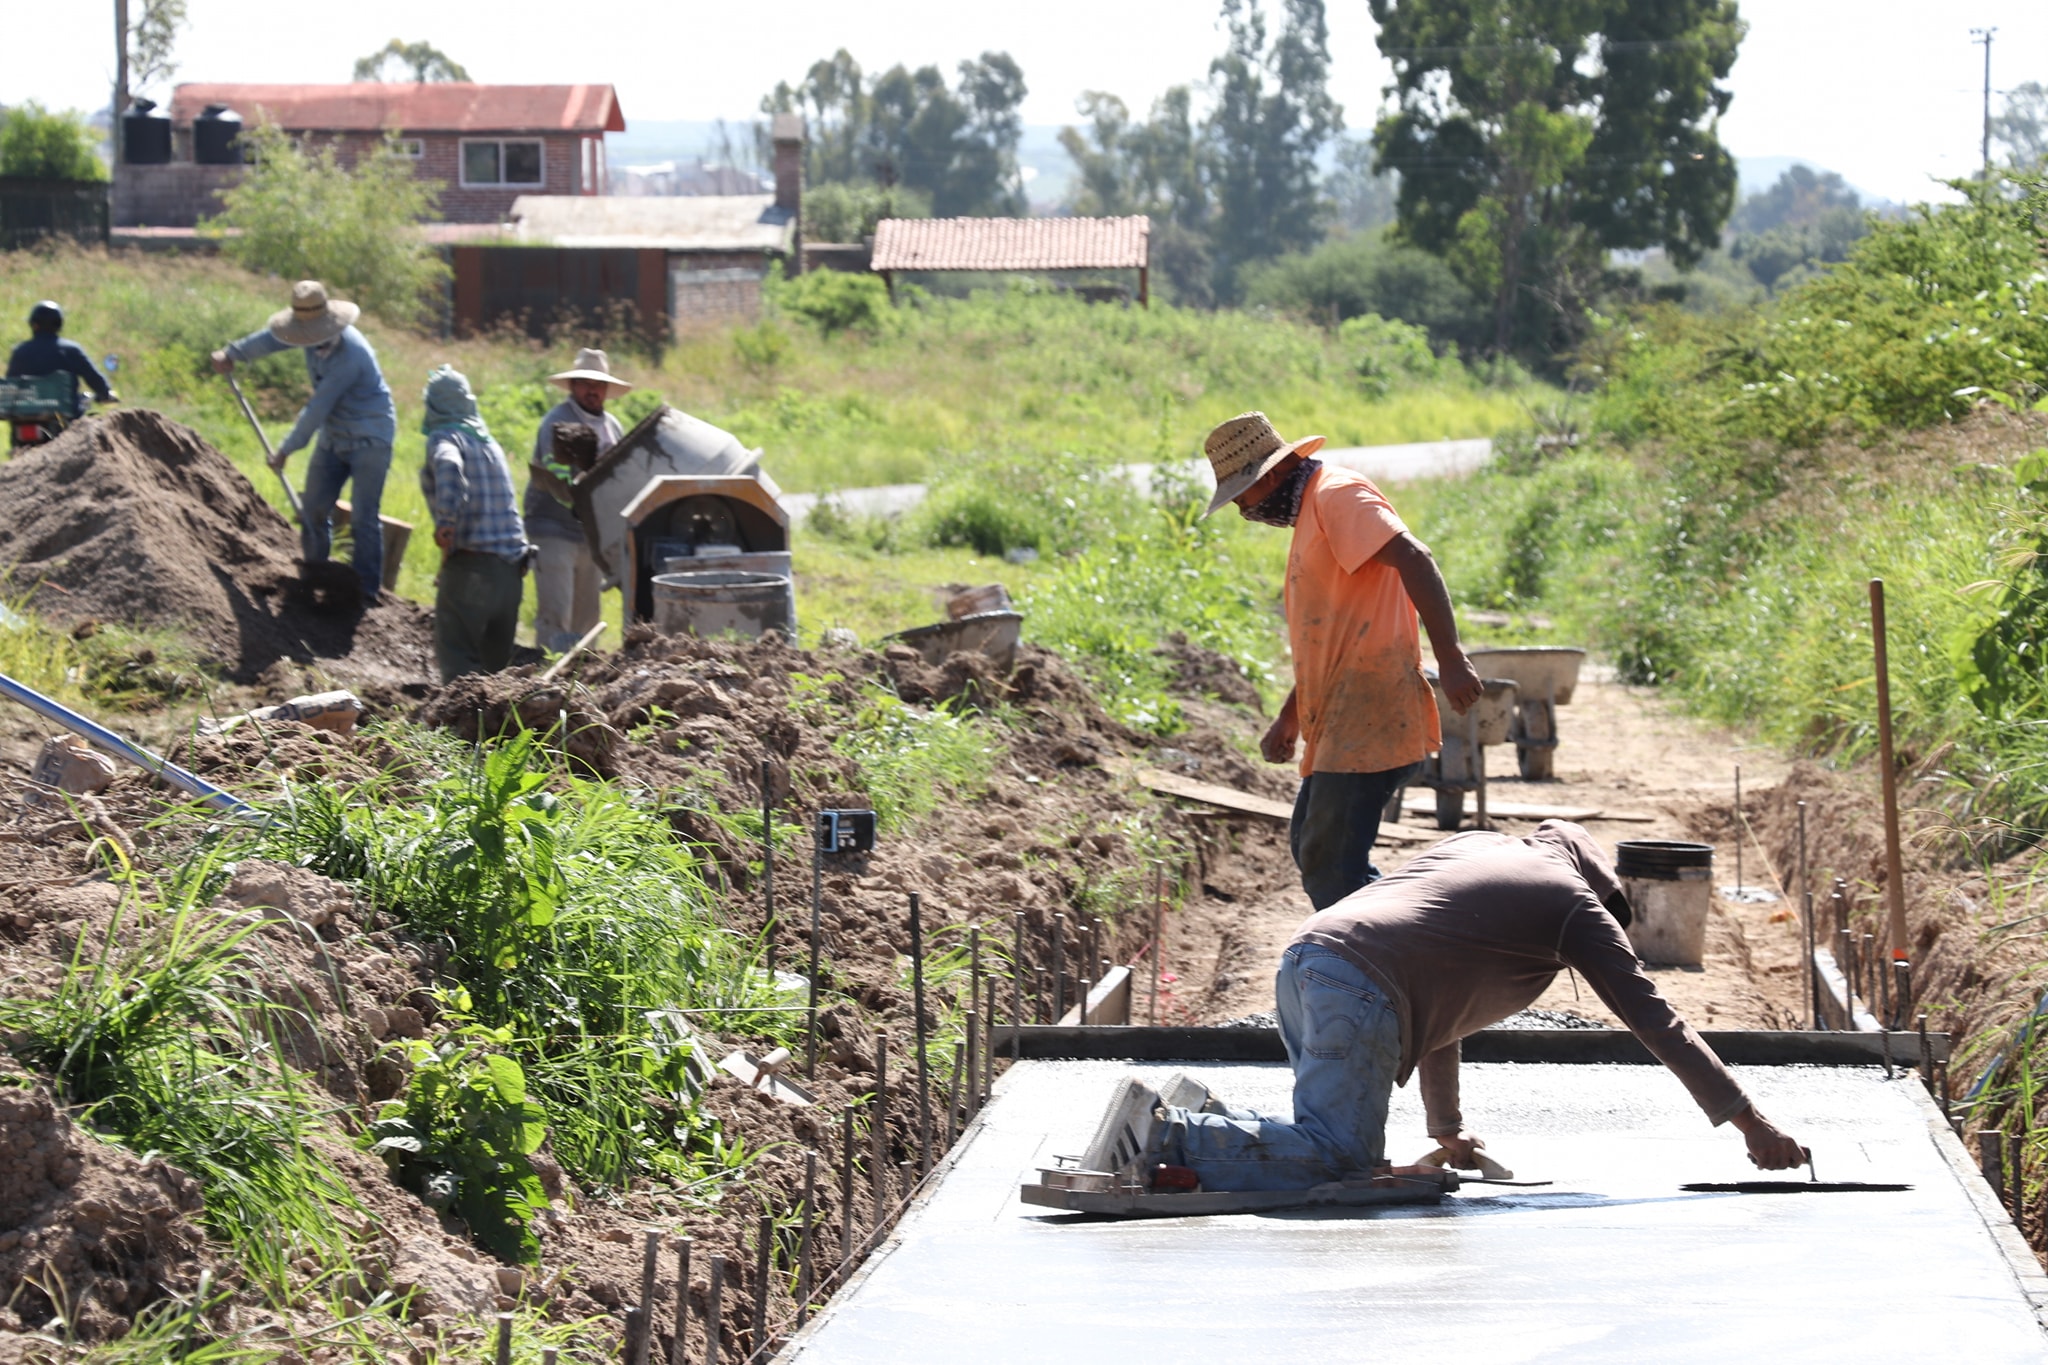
[
  {"xmin": 392, "ymin": 138, "xmax": 425, "ymax": 159},
  {"xmin": 460, "ymin": 139, "xmax": 544, "ymax": 188}
]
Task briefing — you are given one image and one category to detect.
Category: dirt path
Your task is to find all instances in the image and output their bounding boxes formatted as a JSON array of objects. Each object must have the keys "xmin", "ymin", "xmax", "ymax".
[{"xmin": 1162, "ymin": 672, "xmax": 1811, "ymax": 1031}]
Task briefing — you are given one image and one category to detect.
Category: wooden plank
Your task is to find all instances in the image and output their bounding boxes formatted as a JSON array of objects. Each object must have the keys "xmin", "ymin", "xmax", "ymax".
[
  {"xmin": 1404, "ymin": 794, "xmax": 1602, "ymax": 822},
  {"xmin": 1128, "ymin": 765, "xmax": 1433, "ymax": 844}
]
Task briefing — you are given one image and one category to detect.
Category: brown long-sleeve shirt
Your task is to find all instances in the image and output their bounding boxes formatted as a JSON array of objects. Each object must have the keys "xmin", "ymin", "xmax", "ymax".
[{"xmin": 1292, "ymin": 821, "xmax": 1751, "ymax": 1135}]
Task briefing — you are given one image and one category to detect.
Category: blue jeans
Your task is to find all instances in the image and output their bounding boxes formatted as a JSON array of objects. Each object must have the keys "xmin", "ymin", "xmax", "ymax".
[
  {"xmin": 1159, "ymin": 945, "xmax": 1403, "ymax": 1191},
  {"xmin": 301, "ymin": 434, "xmax": 391, "ymax": 596},
  {"xmin": 1291, "ymin": 766, "xmax": 1417, "ymax": 910}
]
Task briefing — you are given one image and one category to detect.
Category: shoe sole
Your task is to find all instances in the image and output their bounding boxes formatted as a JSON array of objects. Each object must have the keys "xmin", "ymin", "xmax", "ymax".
[{"xmin": 1080, "ymin": 1076, "xmax": 1162, "ymax": 1174}]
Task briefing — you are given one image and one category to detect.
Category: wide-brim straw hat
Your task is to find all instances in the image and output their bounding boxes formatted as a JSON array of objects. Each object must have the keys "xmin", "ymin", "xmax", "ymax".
[
  {"xmin": 1201, "ymin": 411, "xmax": 1326, "ymax": 518},
  {"xmin": 548, "ymin": 347, "xmax": 634, "ymax": 395},
  {"xmin": 267, "ymin": 279, "xmax": 358, "ymax": 347}
]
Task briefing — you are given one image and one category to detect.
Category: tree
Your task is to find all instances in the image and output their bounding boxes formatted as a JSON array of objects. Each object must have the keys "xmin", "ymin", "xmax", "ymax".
[
  {"xmin": 1371, "ymin": 0, "xmax": 1743, "ymax": 357},
  {"xmin": 1327, "ymin": 136, "xmax": 1397, "ymax": 234},
  {"xmin": 204, "ymin": 123, "xmax": 448, "ymax": 327},
  {"xmin": 1728, "ymin": 164, "xmax": 1859, "ymax": 235},
  {"xmin": 1205, "ymin": 0, "xmax": 1343, "ymax": 295},
  {"xmin": 1993, "ymin": 82, "xmax": 2048, "ymax": 171},
  {"xmin": 128, "ymin": 0, "xmax": 188, "ymax": 96},
  {"xmin": 1057, "ymin": 87, "xmax": 1213, "ymax": 303},
  {"xmin": 761, "ymin": 50, "xmax": 1027, "ymax": 217},
  {"xmin": 0, "ymin": 103, "xmax": 108, "ymax": 181},
  {"xmin": 353, "ymin": 39, "xmax": 470, "ymax": 83}
]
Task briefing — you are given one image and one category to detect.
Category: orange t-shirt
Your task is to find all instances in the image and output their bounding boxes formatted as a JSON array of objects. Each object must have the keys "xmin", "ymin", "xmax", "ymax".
[{"xmin": 1284, "ymin": 465, "xmax": 1440, "ymax": 775}]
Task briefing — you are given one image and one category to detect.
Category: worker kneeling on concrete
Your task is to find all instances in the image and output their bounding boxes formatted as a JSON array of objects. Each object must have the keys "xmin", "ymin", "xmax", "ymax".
[
  {"xmin": 419, "ymin": 366, "xmax": 532, "ymax": 682},
  {"xmin": 1082, "ymin": 821, "xmax": 1807, "ymax": 1190}
]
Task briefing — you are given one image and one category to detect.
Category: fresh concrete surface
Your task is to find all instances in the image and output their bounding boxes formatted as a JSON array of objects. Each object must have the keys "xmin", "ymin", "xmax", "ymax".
[{"xmin": 784, "ymin": 1060, "xmax": 2047, "ymax": 1363}]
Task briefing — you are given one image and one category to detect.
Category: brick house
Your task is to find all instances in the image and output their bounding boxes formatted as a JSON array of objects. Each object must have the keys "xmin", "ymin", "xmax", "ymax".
[{"xmin": 115, "ymin": 82, "xmax": 624, "ymax": 228}]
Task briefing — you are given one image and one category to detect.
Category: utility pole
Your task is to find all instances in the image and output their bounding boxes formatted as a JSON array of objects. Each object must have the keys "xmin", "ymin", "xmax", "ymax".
[
  {"xmin": 113, "ymin": 0, "xmax": 129, "ymax": 165},
  {"xmin": 1972, "ymin": 27, "xmax": 1997, "ymax": 175}
]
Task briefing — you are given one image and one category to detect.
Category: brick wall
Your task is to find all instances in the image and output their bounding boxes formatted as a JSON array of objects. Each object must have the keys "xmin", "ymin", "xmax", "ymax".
[
  {"xmin": 671, "ymin": 251, "xmax": 771, "ymax": 333},
  {"xmin": 111, "ymin": 164, "xmax": 243, "ymax": 228}
]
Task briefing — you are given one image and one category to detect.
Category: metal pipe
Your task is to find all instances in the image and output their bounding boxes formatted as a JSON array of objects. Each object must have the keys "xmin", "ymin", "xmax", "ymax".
[
  {"xmin": 806, "ymin": 831, "xmax": 824, "ymax": 1078},
  {"xmin": 797, "ymin": 1148, "xmax": 817, "ymax": 1327},
  {"xmin": 1870, "ymin": 580, "xmax": 1912, "ymax": 984},
  {"xmin": 908, "ymin": 893, "xmax": 934, "ymax": 1175},
  {"xmin": 674, "ymin": 1237, "xmax": 692, "ymax": 1365},
  {"xmin": 761, "ymin": 762, "xmax": 776, "ymax": 976},
  {"xmin": 0, "ymin": 669, "xmax": 251, "ymax": 814},
  {"xmin": 705, "ymin": 1258, "xmax": 724, "ymax": 1365},
  {"xmin": 750, "ymin": 1212, "xmax": 771, "ymax": 1359}
]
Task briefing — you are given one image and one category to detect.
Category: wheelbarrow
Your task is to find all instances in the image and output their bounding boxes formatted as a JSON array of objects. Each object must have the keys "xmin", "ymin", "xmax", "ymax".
[
  {"xmin": 1408, "ymin": 672, "xmax": 1518, "ymax": 830},
  {"xmin": 1464, "ymin": 647, "xmax": 1587, "ymax": 780}
]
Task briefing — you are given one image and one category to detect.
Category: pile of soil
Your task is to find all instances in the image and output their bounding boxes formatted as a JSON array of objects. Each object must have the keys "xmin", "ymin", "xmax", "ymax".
[{"xmin": 0, "ymin": 410, "xmax": 433, "ymax": 686}]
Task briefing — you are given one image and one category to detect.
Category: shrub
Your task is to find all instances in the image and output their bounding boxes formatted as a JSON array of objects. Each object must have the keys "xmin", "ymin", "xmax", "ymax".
[
  {"xmin": 0, "ymin": 102, "xmax": 107, "ymax": 181},
  {"xmin": 1242, "ymin": 231, "xmax": 1487, "ymax": 353},
  {"xmin": 204, "ymin": 123, "xmax": 448, "ymax": 328},
  {"xmin": 801, "ymin": 181, "xmax": 931, "ymax": 243},
  {"xmin": 836, "ymin": 686, "xmax": 997, "ymax": 831},
  {"xmin": 773, "ymin": 268, "xmax": 895, "ymax": 337},
  {"xmin": 1338, "ymin": 313, "xmax": 1443, "ymax": 395}
]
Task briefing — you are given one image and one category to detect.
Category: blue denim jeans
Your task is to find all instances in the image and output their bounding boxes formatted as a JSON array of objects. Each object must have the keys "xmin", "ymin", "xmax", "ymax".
[
  {"xmin": 1159, "ymin": 945, "xmax": 1403, "ymax": 1191},
  {"xmin": 1291, "ymin": 765, "xmax": 1417, "ymax": 910},
  {"xmin": 301, "ymin": 434, "xmax": 392, "ymax": 596}
]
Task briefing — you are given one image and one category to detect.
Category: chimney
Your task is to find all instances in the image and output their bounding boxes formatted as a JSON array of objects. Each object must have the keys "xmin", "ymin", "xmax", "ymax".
[{"xmin": 772, "ymin": 113, "xmax": 804, "ymax": 215}]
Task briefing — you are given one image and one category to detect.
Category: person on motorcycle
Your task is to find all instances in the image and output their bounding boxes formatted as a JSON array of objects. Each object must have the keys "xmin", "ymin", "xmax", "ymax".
[{"xmin": 6, "ymin": 302, "xmax": 117, "ymax": 417}]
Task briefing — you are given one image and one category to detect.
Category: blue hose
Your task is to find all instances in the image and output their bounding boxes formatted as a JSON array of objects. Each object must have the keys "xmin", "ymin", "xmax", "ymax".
[{"xmin": 0, "ymin": 668, "xmax": 253, "ymax": 815}]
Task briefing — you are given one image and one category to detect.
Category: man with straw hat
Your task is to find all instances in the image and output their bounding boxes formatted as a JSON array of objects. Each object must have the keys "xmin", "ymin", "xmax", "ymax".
[
  {"xmin": 419, "ymin": 366, "xmax": 530, "ymax": 682},
  {"xmin": 212, "ymin": 281, "xmax": 396, "ymax": 599},
  {"xmin": 1202, "ymin": 412, "xmax": 1483, "ymax": 909},
  {"xmin": 527, "ymin": 347, "xmax": 630, "ymax": 652}
]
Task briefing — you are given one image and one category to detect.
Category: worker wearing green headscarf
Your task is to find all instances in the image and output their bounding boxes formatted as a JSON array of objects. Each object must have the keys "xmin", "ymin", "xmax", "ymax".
[{"xmin": 418, "ymin": 365, "xmax": 531, "ymax": 681}]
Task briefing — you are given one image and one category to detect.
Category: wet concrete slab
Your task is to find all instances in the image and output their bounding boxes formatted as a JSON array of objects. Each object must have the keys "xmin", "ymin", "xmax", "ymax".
[{"xmin": 784, "ymin": 1060, "xmax": 2048, "ymax": 1363}]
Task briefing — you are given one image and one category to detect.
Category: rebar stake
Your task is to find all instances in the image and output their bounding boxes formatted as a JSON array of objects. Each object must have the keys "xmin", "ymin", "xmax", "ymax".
[
  {"xmin": 1011, "ymin": 911, "xmax": 1026, "ymax": 1036},
  {"xmin": 751, "ymin": 1212, "xmax": 771, "ymax": 1360},
  {"xmin": 1734, "ymin": 764, "xmax": 1742, "ymax": 896},
  {"xmin": 631, "ymin": 1228, "xmax": 660, "ymax": 1365},
  {"xmin": 984, "ymin": 977, "xmax": 998, "ymax": 1106},
  {"xmin": 908, "ymin": 893, "xmax": 934, "ymax": 1175},
  {"xmin": 1918, "ymin": 1013, "xmax": 1932, "ymax": 1090},
  {"xmin": 706, "ymin": 1257, "xmax": 724, "ymax": 1365},
  {"xmin": 838, "ymin": 1107, "xmax": 855, "ymax": 1274},
  {"xmin": 871, "ymin": 1034, "xmax": 890, "ymax": 1230},
  {"xmin": 1798, "ymin": 800, "xmax": 1816, "ymax": 1029},
  {"xmin": 1150, "ymin": 863, "xmax": 1164, "ymax": 1025},
  {"xmin": 806, "ymin": 826, "xmax": 824, "ymax": 1078},
  {"xmin": 494, "ymin": 1312, "xmax": 513, "ymax": 1365},
  {"xmin": 761, "ymin": 762, "xmax": 776, "ymax": 976},
  {"xmin": 797, "ymin": 1148, "xmax": 817, "ymax": 1328},
  {"xmin": 674, "ymin": 1237, "xmax": 692, "ymax": 1365},
  {"xmin": 946, "ymin": 1040, "xmax": 966, "ymax": 1146},
  {"xmin": 1051, "ymin": 914, "xmax": 1067, "ymax": 1023}
]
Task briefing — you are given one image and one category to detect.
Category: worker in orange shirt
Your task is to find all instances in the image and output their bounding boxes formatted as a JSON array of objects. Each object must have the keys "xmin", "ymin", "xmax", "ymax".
[{"xmin": 1202, "ymin": 412, "xmax": 1483, "ymax": 908}]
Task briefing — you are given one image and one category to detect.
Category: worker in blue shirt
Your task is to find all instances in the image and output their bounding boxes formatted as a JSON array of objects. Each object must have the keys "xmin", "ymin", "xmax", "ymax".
[
  {"xmin": 211, "ymin": 280, "xmax": 397, "ymax": 599},
  {"xmin": 7, "ymin": 301, "xmax": 117, "ymax": 417}
]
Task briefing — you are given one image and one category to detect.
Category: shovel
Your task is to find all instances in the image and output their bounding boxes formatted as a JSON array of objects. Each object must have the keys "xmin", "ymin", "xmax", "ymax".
[{"xmin": 224, "ymin": 371, "xmax": 362, "ymax": 608}]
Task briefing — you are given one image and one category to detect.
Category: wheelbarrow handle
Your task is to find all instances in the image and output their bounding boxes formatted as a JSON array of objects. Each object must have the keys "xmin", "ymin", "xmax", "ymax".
[{"xmin": 225, "ymin": 371, "xmax": 303, "ymax": 522}]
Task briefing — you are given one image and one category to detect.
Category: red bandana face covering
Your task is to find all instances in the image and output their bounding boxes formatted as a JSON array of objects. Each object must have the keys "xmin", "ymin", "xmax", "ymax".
[{"xmin": 1241, "ymin": 457, "xmax": 1322, "ymax": 527}]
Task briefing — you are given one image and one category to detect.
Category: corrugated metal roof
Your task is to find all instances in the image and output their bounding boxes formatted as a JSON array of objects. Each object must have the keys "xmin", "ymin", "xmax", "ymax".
[
  {"xmin": 168, "ymin": 83, "xmax": 625, "ymax": 134},
  {"xmin": 869, "ymin": 216, "xmax": 1149, "ymax": 271},
  {"xmin": 508, "ymin": 195, "xmax": 792, "ymax": 253}
]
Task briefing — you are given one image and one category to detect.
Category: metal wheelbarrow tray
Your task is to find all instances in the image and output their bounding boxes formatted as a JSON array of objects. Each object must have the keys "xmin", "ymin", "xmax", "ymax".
[
  {"xmin": 1020, "ymin": 1167, "xmax": 1455, "ymax": 1218},
  {"xmin": 1464, "ymin": 647, "xmax": 1587, "ymax": 780}
]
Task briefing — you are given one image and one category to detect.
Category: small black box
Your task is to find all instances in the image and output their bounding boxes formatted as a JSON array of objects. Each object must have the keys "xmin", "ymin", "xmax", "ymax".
[{"xmin": 816, "ymin": 809, "xmax": 877, "ymax": 853}]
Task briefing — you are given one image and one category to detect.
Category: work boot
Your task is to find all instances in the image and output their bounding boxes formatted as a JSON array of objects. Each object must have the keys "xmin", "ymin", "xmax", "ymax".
[
  {"xmin": 1079, "ymin": 1075, "xmax": 1166, "ymax": 1175},
  {"xmin": 1158, "ymin": 1072, "xmax": 1231, "ymax": 1115}
]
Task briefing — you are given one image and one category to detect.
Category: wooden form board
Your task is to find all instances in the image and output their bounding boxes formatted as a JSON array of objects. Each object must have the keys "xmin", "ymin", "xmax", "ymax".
[
  {"xmin": 1403, "ymin": 793, "xmax": 1605, "ymax": 823},
  {"xmin": 1129, "ymin": 765, "xmax": 1432, "ymax": 844}
]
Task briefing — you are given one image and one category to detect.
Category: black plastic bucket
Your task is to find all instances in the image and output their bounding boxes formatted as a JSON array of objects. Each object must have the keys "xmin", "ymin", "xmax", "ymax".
[{"xmin": 1614, "ymin": 840, "xmax": 1714, "ymax": 881}]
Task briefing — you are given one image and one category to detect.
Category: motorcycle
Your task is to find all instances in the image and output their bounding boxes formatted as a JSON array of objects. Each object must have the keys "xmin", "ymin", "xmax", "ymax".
[{"xmin": 2, "ymin": 354, "xmax": 118, "ymax": 450}]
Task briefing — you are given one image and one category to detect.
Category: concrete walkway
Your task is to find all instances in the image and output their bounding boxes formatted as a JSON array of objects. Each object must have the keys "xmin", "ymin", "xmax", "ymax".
[
  {"xmin": 778, "ymin": 437, "xmax": 1494, "ymax": 525},
  {"xmin": 784, "ymin": 1059, "xmax": 2047, "ymax": 1362}
]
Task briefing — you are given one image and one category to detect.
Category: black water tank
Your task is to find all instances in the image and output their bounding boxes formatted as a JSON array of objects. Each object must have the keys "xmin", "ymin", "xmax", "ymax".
[
  {"xmin": 122, "ymin": 98, "xmax": 171, "ymax": 165},
  {"xmin": 193, "ymin": 105, "xmax": 243, "ymax": 165}
]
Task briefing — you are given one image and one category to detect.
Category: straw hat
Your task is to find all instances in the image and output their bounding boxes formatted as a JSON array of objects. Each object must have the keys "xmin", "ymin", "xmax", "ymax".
[
  {"xmin": 1201, "ymin": 412, "xmax": 1326, "ymax": 518},
  {"xmin": 548, "ymin": 347, "xmax": 635, "ymax": 395},
  {"xmin": 267, "ymin": 280, "xmax": 358, "ymax": 347}
]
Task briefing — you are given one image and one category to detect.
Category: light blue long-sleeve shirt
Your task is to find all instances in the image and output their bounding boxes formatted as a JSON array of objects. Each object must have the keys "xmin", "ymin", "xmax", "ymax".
[{"xmin": 226, "ymin": 324, "xmax": 397, "ymax": 455}]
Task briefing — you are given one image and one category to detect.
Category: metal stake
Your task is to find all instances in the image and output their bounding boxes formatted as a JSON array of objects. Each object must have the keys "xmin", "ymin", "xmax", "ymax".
[
  {"xmin": 984, "ymin": 977, "xmax": 998, "ymax": 1106},
  {"xmin": 751, "ymin": 1212, "xmax": 771, "ymax": 1359},
  {"xmin": 674, "ymin": 1238, "xmax": 692, "ymax": 1365},
  {"xmin": 959, "ymin": 1024, "xmax": 974, "ymax": 1135},
  {"xmin": 544, "ymin": 1349, "xmax": 559, "ymax": 1365},
  {"xmin": 908, "ymin": 894, "xmax": 934, "ymax": 1175},
  {"xmin": 1870, "ymin": 580, "xmax": 1912, "ymax": 994},
  {"xmin": 797, "ymin": 1148, "xmax": 817, "ymax": 1328},
  {"xmin": 806, "ymin": 829, "xmax": 824, "ymax": 1078},
  {"xmin": 706, "ymin": 1258, "xmax": 724, "ymax": 1365},
  {"xmin": 969, "ymin": 926, "xmax": 982, "ymax": 1041},
  {"xmin": 632, "ymin": 1229, "xmax": 660, "ymax": 1365},
  {"xmin": 1840, "ymin": 929, "xmax": 1855, "ymax": 1008},
  {"xmin": 1798, "ymin": 800, "xmax": 1816, "ymax": 1028},
  {"xmin": 1150, "ymin": 864, "xmax": 1164, "ymax": 1025},
  {"xmin": 1734, "ymin": 764, "xmax": 1742, "ymax": 895},
  {"xmin": 1863, "ymin": 933, "xmax": 1877, "ymax": 1008},
  {"xmin": 494, "ymin": 1312, "xmax": 513, "ymax": 1365},
  {"xmin": 1051, "ymin": 914, "xmax": 1067, "ymax": 1023},
  {"xmin": 1011, "ymin": 911, "xmax": 1026, "ymax": 1036},
  {"xmin": 871, "ymin": 1035, "xmax": 889, "ymax": 1229},
  {"xmin": 946, "ymin": 1040, "xmax": 965, "ymax": 1146},
  {"xmin": 839, "ymin": 1107, "xmax": 855, "ymax": 1274},
  {"xmin": 761, "ymin": 761, "xmax": 776, "ymax": 976},
  {"xmin": 1878, "ymin": 931, "xmax": 1892, "ymax": 1022},
  {"xmin": 1918, "ymin": 1013, "xmax": 1932, "ymax": 1090}
]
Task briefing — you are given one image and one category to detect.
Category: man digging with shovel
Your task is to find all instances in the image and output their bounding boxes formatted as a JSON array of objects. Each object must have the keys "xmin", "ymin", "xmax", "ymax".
[
  {"xmin": 212, "ymin": 281, "xmax": 396, "ymax": 600},
  {"xmin": 1077, "ymin": 821, "xmax": 1808, "ymax": 1193}
]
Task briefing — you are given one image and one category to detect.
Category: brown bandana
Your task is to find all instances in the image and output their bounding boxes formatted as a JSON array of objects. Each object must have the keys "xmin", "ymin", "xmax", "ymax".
[{"xmin": 1241, "ymin": 458, "xmax": 1321, "ymax": 527}]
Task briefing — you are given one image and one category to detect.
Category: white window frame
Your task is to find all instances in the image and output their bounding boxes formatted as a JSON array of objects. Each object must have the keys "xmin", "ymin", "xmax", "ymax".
[
  {"xmin": 458, "ymin": 138, "xmax": 546, "ymax": 189},
  {"xmin": 392, "ymin": 137, "xmax": 425, "ymax": 159}
]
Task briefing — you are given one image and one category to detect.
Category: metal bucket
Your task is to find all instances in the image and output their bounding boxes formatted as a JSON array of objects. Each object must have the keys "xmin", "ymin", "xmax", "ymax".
[
  {"xmin": 660, "ymin": 550, "xmax": 793, "ymax": 581},
  {"xmin": 889, "ymin": 610, "xmax": 1024, "ymax": 671},
  {"xmin": 651, "ymin": 570, "xmax": 796, "ymax": 640},
  {"xmin": 1616, "ymin": 840, "xmax": 1714, "ymax": 966}
]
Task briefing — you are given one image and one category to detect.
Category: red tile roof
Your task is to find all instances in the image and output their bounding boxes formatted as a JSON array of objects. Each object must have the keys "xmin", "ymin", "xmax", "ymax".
[
  {"xmin": 168, "ymin": 83, "xmax": 625, "ymax": 134},
  {"xmin": 869, "ymin": 216, "xmax": 1149, "ymax": 271}
]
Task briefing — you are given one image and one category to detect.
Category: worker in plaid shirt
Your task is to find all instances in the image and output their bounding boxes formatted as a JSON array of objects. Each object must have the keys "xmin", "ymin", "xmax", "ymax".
[{"xmin": 420, "ymin": 366, "xmax": 532, "ymax": 681}]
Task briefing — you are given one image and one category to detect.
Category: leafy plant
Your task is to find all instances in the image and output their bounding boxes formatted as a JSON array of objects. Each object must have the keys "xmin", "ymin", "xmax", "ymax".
[
  {"xmin": 368, "ymin": 1019, "xmax": 549, "ymax": 1264},
  {"xmin": 772, "ymin": 269, "xmax": 895, "ymax": 337},
  {"xmin": 0, "ymin": 102, "xmax": 107, "ymax": 181},
  {"xmin": 835, "ymin": 686, "xmax": 997, "ymax": 830}
]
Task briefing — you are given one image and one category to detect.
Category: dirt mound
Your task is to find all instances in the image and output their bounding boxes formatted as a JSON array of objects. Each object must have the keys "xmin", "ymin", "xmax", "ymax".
[
  {"xmin": 0, "ymin": 410, "xmax": 433, "ymax": 685},
  {"xmin": 0, "ymin": 1073, "xmax": 211, "ymax": 1342}
]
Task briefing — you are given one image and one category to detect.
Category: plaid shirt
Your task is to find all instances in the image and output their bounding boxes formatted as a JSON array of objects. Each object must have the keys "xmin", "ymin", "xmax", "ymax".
[{"xmin": 424, "ymin": 427, "xmax": 528, "ymax": 563}]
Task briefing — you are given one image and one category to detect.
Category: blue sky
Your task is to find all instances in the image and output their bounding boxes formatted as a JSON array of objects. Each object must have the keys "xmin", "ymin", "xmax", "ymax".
[{"xmin": 18, "ymin": 0, "xmax": 2047, "ymax": 205}]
